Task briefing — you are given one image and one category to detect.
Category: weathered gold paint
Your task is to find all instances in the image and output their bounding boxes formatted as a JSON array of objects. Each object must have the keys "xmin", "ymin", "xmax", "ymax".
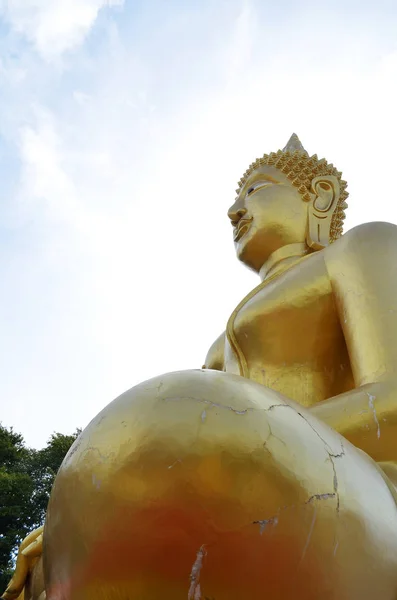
[{"xmin": 4, "ymin": 134, "xmax": 397, "ymax": 599}]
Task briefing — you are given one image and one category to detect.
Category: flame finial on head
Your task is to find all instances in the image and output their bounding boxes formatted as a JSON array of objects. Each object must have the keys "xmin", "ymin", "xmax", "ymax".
[{"xmin": 282, "ymin": 133, "xmax": 308, "ymax": 155}]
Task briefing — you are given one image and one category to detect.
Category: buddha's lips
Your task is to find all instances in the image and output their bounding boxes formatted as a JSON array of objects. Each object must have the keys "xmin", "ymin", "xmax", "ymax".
[{"xmin": 234, "ymin": 218, "xmax": 253, "ymax": 242}]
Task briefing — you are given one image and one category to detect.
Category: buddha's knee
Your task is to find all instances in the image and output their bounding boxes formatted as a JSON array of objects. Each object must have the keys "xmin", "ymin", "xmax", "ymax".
[{"xmin": 44, "ymin": 370, "xmax": 397, "ymax": 600}]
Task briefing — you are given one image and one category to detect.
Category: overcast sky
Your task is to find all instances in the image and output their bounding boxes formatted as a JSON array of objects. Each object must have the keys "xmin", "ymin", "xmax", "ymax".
[{"xmin": 0, "ymin": 0, "xmax": 397, "ymax": 448}]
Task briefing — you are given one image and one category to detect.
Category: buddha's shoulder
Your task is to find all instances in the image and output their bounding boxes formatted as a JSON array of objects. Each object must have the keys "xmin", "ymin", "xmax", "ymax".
[
  {"xmin": 342, "ymin": 221, "xmax": 397, "ymax": 243},
  {"xmin": 326, "ymin": 221, "xmax": 397, "ymax": 259}
]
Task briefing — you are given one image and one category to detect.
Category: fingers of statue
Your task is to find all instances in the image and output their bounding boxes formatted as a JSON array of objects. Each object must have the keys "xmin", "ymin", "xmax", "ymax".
[{"xmin": 22, "ymin": 534, "xmax": 43, "ymax": 558}]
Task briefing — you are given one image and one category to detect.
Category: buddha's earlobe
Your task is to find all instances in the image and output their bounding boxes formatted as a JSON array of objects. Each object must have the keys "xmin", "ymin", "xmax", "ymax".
[{"xmin": 306, "ymin": 175, "xmax": 340, "ymax": 250}]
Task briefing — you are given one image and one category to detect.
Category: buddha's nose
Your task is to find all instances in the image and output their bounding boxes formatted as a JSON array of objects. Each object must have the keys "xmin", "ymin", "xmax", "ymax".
[{"xmin": 228, "ymin": 202, "xmax": 247, "ymax": 226}]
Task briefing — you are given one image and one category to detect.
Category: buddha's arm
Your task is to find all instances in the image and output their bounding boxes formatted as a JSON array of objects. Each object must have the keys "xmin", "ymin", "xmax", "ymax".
[
  {"xmin": 202, "ymin": 332, "xmax": 225, "ymax": 370},
  {"xmin": 310, "ymin": 222, "xmax": 397, "ymax": 462}
]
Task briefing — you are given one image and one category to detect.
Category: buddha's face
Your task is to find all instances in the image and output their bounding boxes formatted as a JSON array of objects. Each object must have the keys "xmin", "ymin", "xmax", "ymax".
[{"xmin": 228, "ymin": 164, "xmax": 308, "ymax": 272}]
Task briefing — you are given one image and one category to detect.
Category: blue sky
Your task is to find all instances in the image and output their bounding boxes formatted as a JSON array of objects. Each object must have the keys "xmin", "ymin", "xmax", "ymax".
[{"xmin": 1, "ymin": 0, "xmax": 397, "ymax": 447}]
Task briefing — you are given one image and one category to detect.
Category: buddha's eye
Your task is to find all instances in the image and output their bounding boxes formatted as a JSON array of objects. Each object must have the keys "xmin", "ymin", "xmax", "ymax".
[{"xmin": 247, "ymin": 181, "xmax": 273, "ymax": 196}]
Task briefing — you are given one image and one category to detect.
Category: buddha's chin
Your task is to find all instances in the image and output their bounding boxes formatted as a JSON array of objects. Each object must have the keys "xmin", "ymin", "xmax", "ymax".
[
  {"xmin": 235, "ymin": 234, "xmax": 265, "ymax": 273},
  {"xmin": 236, "ymin": 248, "xmax": 261, "ymax": 273}
]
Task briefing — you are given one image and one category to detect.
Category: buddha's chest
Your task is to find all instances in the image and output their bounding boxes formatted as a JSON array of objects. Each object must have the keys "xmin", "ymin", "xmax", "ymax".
[{"xmin": 224, "ymin": 255, "xmax": 354, "ymax": 406}]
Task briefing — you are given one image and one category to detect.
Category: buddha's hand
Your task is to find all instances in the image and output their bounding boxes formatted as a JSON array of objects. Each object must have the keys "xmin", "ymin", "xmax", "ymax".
[{"xmin": 1, "ymin": 526, "xmax": 44, "ymax": 600}]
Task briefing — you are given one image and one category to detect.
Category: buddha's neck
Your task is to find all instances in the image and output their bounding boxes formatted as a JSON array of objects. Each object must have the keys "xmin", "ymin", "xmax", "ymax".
[{"xmin": 259, "ymin": 242, "xmax": 311, "ymax": 282}]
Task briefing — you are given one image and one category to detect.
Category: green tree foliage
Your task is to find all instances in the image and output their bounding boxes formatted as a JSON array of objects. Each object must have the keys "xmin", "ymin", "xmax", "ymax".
[{"xmin": 0, "ymin": 424, "xmax": 80, "ymax": 591}]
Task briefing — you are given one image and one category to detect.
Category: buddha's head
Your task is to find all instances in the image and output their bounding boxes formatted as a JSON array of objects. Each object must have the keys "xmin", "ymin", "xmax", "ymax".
[{"xmin": 228, "ymin": 134, "xmax": 348, "ymax": 273}]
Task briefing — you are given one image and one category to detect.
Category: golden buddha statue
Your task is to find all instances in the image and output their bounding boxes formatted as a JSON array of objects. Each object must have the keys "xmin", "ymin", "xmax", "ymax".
[{"xmin": 4, "ymin": 134, "xmax": 397, "ymax": 600}]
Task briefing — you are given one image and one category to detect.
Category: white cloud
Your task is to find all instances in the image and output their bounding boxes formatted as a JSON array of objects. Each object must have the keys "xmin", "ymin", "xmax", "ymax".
[
  {"xmin": 225, "ymin": 0, "xmax": 255, "ymax": 82},
  {"xmin": 0, "ymin": 0, "xmax": 124, "ymax": 59}
]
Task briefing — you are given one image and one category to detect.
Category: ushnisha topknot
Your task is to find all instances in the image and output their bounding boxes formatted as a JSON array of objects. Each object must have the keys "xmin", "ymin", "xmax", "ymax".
[{"xmin": 236, "ymin": 133, "xmax": 348, "ymax": 241}]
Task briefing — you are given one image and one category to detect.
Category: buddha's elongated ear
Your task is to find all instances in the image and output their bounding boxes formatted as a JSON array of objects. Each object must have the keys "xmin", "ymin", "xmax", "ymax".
[{"xmin": 306, "ymin": 175, "xmax": 340, "ymax": 250}]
